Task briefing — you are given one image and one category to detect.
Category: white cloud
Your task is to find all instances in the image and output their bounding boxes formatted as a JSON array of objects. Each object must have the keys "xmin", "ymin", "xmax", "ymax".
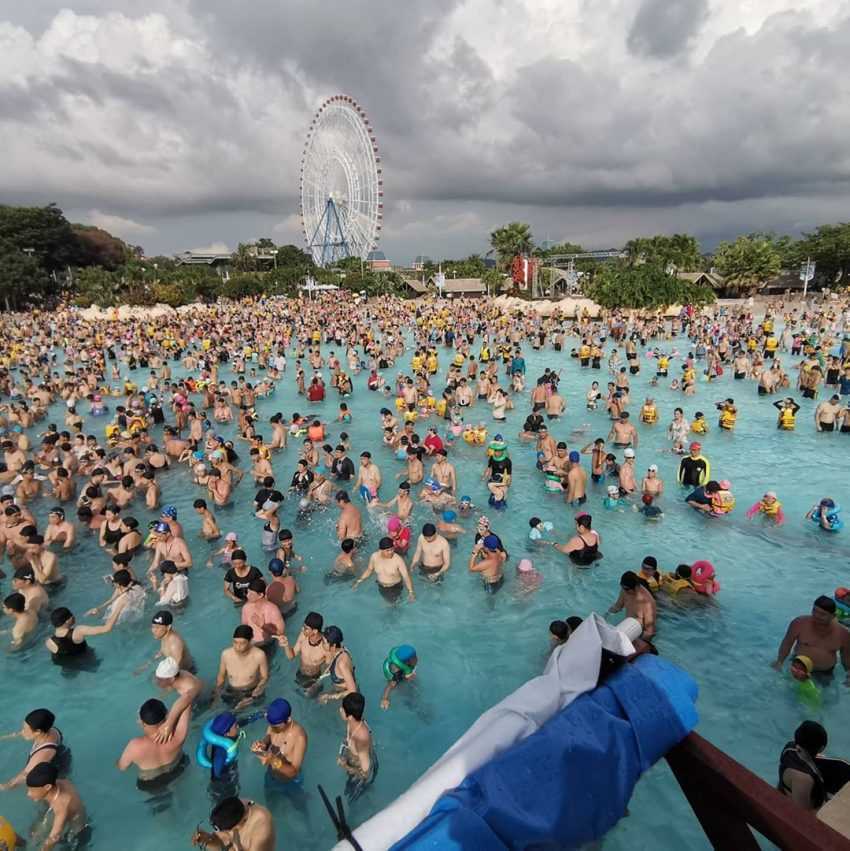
[
  {"xmin": 189, "ymin": 241, "xmax": 230, "ymax": 254},
  {"xmin": 86, "ymin": 209, "xmax": 155, "ymax": 237}
]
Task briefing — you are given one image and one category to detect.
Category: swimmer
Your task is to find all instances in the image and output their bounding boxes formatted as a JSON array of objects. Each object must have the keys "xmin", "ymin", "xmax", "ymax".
[
  {"xmin": 516, "ymin": 558, "xmax": 542, "ymax": 592},
  {"xmin": 153, "ymin": 656, "xmax": 203, "ymax": 742},
  {"xmin": 277, "ymin": 612, "xmax": 327, "ymax": 690},
  {"xmin": 24, "ymin": 764, "xmax": 87, "ymax": 851},
  {"xmin": 436, "ymin": 509, "xmax": 464, "ymax": 539},
  {"xmin": 266, "ymin": 558, "xmax": 298, "ymax": 614},
  {"xmin": 772, "ymin": 596, "xmax": 850, "ymax": 684},
  {"xmin": 608, "ymin": 571, "xmax": 657, "ymax": 639},
  {"xmin": 381, "ymin": 645, "xmax": 418, "ymax": 709},
  {"xmin": 45, "ymin": 605, "xmax": 120, "ymax": 660},
  {"xmin": 2, "ymin": 592, "xmax": 37, "ymax": 648},
  {"xmin": 528, "ymin": 517, "xmax": 554, "ymax": 542},
  {"xmin": 241, "ymin": 579, "xmax": 285, "ymax": 645},
  {"xmin": 193, "ymin": 498, "xmax": 221, "ymax": 540},
  {"xmin": 336, "ymin": 692, "xmax": 377, "ymax": 801},
  {"xmin": 117, "ymin": 697, "xmax": 192, "ymax": 785},
  {"xmin": 250, "ymin": 698, "xmax": 307, "ymax": 785},
  {"xmin": 468, "ymin": 534, "xmax": 506, "ymax": 591},
  {"xmin": 634, "ymin": 492, "xmax": 663, "ymax": 519},
  {"xmin": 353, "ymin": 538, "xmax": 415, "ymax": 603},
  {"xmin": 746, "ymin": 490, "xmax": 785, "ymax": 524},
  {"xmin": 0, "ymin": 708, "xmax": 66, "ymax": 791},
  {"xmin": 147, "ymin": 610, "xmax": 195, "ymax": 672},
  {"xmin": 191, "ymin": 797, "xmax": 275, "ymax": 850},
  {"xmin": 212, "ymin": 626, "xmax": 270, "ymax": 710},
  {"xmin": 410, "ymin": 522, "xmax": 451, "ymax": 580}
]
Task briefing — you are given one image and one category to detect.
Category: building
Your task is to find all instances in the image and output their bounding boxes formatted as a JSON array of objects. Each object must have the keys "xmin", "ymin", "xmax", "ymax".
[
  {"xmin": 175, "ymin": 250, "xmax": 231, "ymax": 268},
  {"xmin": 676, "ymin": 271, "xmax": 725, "ymax": 289},
  {"xmin": 412, "ymin": 255, "xmax": 432, "ymax": 271},
  {"xmin": 367, "ymin": 250, "xmax": 392, "ymax": 272}
]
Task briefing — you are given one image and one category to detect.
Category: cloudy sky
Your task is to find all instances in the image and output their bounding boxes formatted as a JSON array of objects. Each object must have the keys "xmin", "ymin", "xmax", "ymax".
[{"xmin": 2, "ymin": 0, "xmax": 849, "ymax": 263}]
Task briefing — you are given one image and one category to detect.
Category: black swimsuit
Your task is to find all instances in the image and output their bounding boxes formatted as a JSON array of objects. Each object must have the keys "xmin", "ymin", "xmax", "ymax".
[
  {"xmin": 103, "ymin": 522, "xmax": 123, "ymax": 546},
  {"xmin": 51, "ymin": 632, "xmax": 88, "ymax": 658},
  {"xmin": 569, "ymin": 533, "xmax": 601, "ymax": 566}
]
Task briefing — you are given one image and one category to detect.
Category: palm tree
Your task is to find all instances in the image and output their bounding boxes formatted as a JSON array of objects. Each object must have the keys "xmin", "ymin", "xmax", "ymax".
[{"xmin": 490, "ymin": 222, "xmax": 534, "ymax": 269}]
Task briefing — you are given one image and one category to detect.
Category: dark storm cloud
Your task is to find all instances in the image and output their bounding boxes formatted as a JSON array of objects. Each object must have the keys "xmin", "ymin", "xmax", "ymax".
[
  {"xmin": 626, "ymin": 0, "xmax": 709, "ymax": 59},
  {"xmin": 1, "ymin": 2, "xmax": 849, "ymax": 259}
]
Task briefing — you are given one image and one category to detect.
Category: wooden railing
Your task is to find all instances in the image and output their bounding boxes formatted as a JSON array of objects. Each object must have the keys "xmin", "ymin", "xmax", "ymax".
[{"xmin": 666, "ymin": 733, "xmax": 850, "ymax": 851}]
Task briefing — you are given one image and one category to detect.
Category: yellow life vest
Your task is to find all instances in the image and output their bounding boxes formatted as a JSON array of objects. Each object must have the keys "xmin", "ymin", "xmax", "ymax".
[
  {"xmin": 691, "ymin": 418, "xmax": 707, "ymax": 434},
  {"xmin": 463, "ymin": 428, "xmax": 476, "ymax": 444},
  {"xmin": 779, "ymin": 408, "xmax": 795, "ymax": 430},
  {"xmin": 394, "ymin": 397, "xmax": 406, "ymax": 411},
  {"xmin": 435, "ymin": 399, "xmax": 447, "ymax": 417},
  {"xmin": 411, "ymin": 356, "xmax": 423, "ymax": 371},
  {"xmin": 403, "ymin": 409, "xmax": 418, "ymax": 423},
  {"xmin": 658, "ymin": 356, "xmax": 669, "ymax": 370},
  {"xmin": 761, "ymin": 498, "xmax": 782, "ymax": 516},
  {"xmin": 712, "ymin": 492, "xmax": 735, "ymax": 514},
  {"xmin": 480, "ymin": 347, "xmax": 490, "ymax": 362},
  {"xmin": 579, "ymin": 345, "xmax": 591, "ymax": 359},
  {"xmin": 765, "ymin": 337, "xmax": 778, "ymax": 351},
  {"xmin": 641, "ymin": 405, "xmax": 657, "ymax": 423},
  {"xmin": 720, "ymin": 409, "xmax": 736, "ymax": 429},
  {"xmin": 661, "ymin": 574, "xmax": 693, "ymax": 595}
]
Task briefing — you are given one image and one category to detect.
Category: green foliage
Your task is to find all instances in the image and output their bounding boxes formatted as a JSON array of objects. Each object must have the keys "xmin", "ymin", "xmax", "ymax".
[
  {"xmin": 712, "ymin": 235, "xmax": 782, "ymax": 293},
  {"xmin": 536, "ymin": 241, "xmax": 584, "ymax": 258},
  {"xmin": 490, "ymin": 222, "xmax": 534, "ymax": 267},
  {"xmin": 624, "ymin": 233, "xmax": 703, "ymax": 272},
  {"xmin": 583, "ymin": 262, "xmax": 715, "ymax": 310},
  {"xmin": 71, "ymin": 224, "xmax": 131, "ymax": 270},
  {"xmin": 0, "ymin": 242, "xmax": 53, "ymax": 310},
  {"xmin": 72, "ymin": 266, "xmax": 120, "ymax": 308},
  {"xmin": 796, "ymin": 223, "xmax": 850, "ymax": 286},
  {"xmin": 0, "ymin": 203, "xmax": 85, "ymax": 272}
]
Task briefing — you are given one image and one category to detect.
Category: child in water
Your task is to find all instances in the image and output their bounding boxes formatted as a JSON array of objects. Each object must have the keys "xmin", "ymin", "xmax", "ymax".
[
  {"xmin": 789, "ymin": 655, "xmax": 821, "ymax": 709},
  {"xmin": 603, "ymin": 485, "xmax": 628, "ymax": 510},
  {"xmin": 528, "ymin": 517, "xmax": 554, "ymax": 542},
  {"xmin": 516, "ymin": 558, "xmax": 542, "ymax": 593},
  {"xmin": 634, "ymin": 493, "xmax": 663, "ymax": 519},
  {"xmin": 746, "ymin": 491, "xmax": 785, "ymax": 524}
]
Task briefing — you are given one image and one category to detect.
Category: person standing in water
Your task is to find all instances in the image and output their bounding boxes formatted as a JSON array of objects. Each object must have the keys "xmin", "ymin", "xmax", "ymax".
[
  {"xmin": 337, "ymin": 692, "xmax": 377, "ymax": 801},
  {"xmin": 25, "ymin": 764, "xmax": 87, "ymax": 851}
]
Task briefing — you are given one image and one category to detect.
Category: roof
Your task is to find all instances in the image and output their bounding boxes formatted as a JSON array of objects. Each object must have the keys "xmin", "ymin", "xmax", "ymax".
[
  {"xmin": 761, "ymin": 270, "xmax": 806, "ymax": 291},
  {"xmin": 367, "ymin": 250, "xmax": 387, "ymax": 261},
  {"xmin": 676, "ymin": 271, "xmax": 725, "ymax": 287},
  {"xmin": 433, "ymin": 277, "xmax": 486, "ymax": 294},
  {"xmin": 175, "ymin": 250, "xmax": 231, "ymax": 266},
  {"xmin": 413, "ymin": 255, "xmax": 432, "ymax": 264},
  {"xmin": 402, "ymin": 278, "xmax": 428, "ymax": 293}
]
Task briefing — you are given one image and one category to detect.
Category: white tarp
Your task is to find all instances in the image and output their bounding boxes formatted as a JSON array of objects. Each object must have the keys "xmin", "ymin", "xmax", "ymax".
[{"xmin": 333, "ymin": 614, "xmax": 635, "ymax": 851}]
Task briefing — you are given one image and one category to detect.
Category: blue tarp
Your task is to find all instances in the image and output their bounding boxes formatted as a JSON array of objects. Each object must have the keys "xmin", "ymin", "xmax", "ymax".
[{"xmin": 391, "ymin": 656, "xmax": 698, "ymax": 850}]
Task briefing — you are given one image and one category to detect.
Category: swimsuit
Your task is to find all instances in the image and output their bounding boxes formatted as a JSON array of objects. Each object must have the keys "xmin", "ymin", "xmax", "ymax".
[
  {"xmin": 378, "ymin": 581, "xmax": 403, "ymax": 602},
  {"xmin": 50, "ymin": 632, "xmax": 89, "ymax": 659},
  {"xmin": 569, "ymin": 533, "xmax": 601, "ymax": 566},
  {"xmin": 483, "ymin": 575, "xmax": 505, "ymax": 593}
]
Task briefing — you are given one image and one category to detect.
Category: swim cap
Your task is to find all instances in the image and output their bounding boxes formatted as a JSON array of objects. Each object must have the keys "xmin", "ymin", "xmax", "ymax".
[
  {"xmin": 267, "ymin": 558, "xmax": 285, "ymax": 576},
  {"xmin": 624, "ymin": 448, "xmax": 635, "ymax": 458},
  {"xmin": 648, "ymin": 464, "xmax": 658, "ymax": 472},
  {"xmin": 517, "ymin": 558, "xmax": 534, "ymax": 573},
  {"xmin": 442, "ymin": 510, "xmax": 456, "ymax": 522},
  {"xmin": 387, "ymin": 516, "xmax": 401, "ymax": 533},
  {"xmin": 323, "ymin": 625, "xmax": 343, "ymax": 646},
  {"xmin": 379, "ymin": 536, "xmax": 394, "ymax": 550},
  {"xmin": 192, "ymin": 450, "xmax": 205, "ymax": 461},
  {"xmin": 211, "ymin": 712, "xmax": 237, "ymax": 736},
  {"xmin": 460, "ymin": 495, "xmax": 471, "ymax": 503},
  {"xmin": 641, "ymin": 556, "xmax": 658, "ymax": 569},
  {"xmin": 689, "ymin": 442, "xmax": 701, "ymax": 451},
  {"xmin": 617, "ymin": 617, "xmax": 643, "ymax": 642},
  {"xmin": 155, "ymin": 657, "xmax": 179, "ymax": 679},
  {"xmin": 568, "ymin": 451, "xmax": 580, "ymax": 462},
  {"xmin": 641, "ymin": 494, "xmax": 653, "ymax": 505},
  {"xmin": 764, "ymin": 491, "xmax": 777, "ymax": 500},
  {"xmin": 792, "ymin": 655, "xmax": 814, "ymax": 674},
  {"xmin": 482, "ymin": 534, "xmax": 500, "ymax": 551},
  {"xmin": 266, "ymin": 698, "xmax": 291, "ymax": 725},
  {"xmin": 225, "ymin": 531, "xmax": 238, "ymax": 541},
  {"xmin": 607, "ymin": 485, "xmax": 619, "ymax": 496},
  {"xmin": 161, "ymin": 505, "xmax": 177, "ymax": 519},
  {"xmin": 151, "ymin": 611, "xmax": 173, "ymax": 626},
  {"xmin": 478, "ymin": 515, "xmax": 490, "ymax": 527},
  {"xmin": 395, "ymin": 644, "xmax": 416, "ymax": 663},
  {"xmin": 154, "ymin": 521, "xmax": 169, "ymax": 533},
  {"xmin": 718, "ymin": 480, "xmax": 731, "ymax": 490}
]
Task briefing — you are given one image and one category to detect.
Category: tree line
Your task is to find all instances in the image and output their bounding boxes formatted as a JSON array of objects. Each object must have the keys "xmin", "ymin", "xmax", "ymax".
[{"xmin": 0, "ymin": 203, "xmax": 409, "ymax": 310}]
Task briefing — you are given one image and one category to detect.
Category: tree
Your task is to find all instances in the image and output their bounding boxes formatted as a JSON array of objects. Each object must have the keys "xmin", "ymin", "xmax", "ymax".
[
  {"xmin": 482, "ymin": 269, "xmax": 504, "ymax": 296},
  {"xmin": 72, "ymin": 266, "xmax": 120, "ymax": 308},
  {"xmin": 0, "ymin": 203, "xmax": 85, "ymax": 272},
  {"xmin": 0, "ymin": 242, "xmax": 52, "ymax": 310},
  {"xmin": 71, "ymin": 224, "xmax": 131, "ymax": 270},
  {"xmin": 712, "ymin": 235, "xmax": 781, "ymax": 294},
  {"xmin": 583, "ymin": 262, "xmax": 714, "ymax": 310},
  {"xmin": 624, "ymin": 234, "xmax": 702, "ymax": 272},
  {"xmin": 796, "ymin": 223, "xmax": 850, "ymax": 286},
  {"xmin": 490, "ymin": 222, "xmax": 534, "ymax": 268}
]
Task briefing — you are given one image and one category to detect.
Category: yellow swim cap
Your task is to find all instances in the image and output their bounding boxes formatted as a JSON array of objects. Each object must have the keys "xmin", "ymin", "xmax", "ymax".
[{"xmin": 792, "ymin": 655, "xmax": 814, "ymax": 674}]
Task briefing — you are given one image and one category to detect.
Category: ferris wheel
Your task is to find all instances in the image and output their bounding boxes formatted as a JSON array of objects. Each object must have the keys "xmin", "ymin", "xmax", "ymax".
[{"xmin": 300, "ymin": 95, "xmax": 383, "ymax": 267}]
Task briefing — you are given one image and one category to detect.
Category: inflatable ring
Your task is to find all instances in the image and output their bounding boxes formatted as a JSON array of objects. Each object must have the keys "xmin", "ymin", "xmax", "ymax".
[
  {"xmin": 195, "ymin": 719, "xmax": 241, "ymax": 769},
  {"xmin": 383, "ymin": 646, "xmax": 415, "ymax": 681}
]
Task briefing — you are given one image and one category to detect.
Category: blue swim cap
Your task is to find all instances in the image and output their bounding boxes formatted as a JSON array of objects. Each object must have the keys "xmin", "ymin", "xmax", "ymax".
[
  {"xmin": 442, "ymin": 510, "xmax": 456, "ymax": 522},
  {"xmin": 266, "ymin": 698, "xmax": 291, "ymax": 726},
  {"xmin": 569, "ymin": 451, "xmax": 580, "ymax": 462},
  {"xmin": 483, "ymin": 534, "xmax": 500, "ymax": 550},
  {"xmin": 396, "ymin": 644, "xmax": 416, "ymax": 663},
  {"xmin": 211, "ymin": 712, "xmax": 237, "ymax": 736},
  {"xmin": 192, "ymin": 450, "xmax": 205, "ymax": 461},
  {"xmin": 460, "ymin": 495, "xmax": 471, "ymax": 503},
  {"xmin": 154, "ymin": 521, "xmax": 170, "ymax": 533},
  {"xmin": 162, "ymin": 505, "xmax": 177, "ymax": 519},
  {"xmin": 268, "ymin": 558, "xmax": 285, "ymax": 575}
]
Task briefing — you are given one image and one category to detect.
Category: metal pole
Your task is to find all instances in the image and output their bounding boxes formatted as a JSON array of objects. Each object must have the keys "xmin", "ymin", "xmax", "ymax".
[{"xmin": 803, "ymin": 257, "xmax": 810, "ymax": 298}]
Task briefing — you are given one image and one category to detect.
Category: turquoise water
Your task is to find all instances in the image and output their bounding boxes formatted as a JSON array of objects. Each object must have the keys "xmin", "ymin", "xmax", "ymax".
[{"xmin": 1, "ymin": 328, "xmax": 849, "ymax": 850}]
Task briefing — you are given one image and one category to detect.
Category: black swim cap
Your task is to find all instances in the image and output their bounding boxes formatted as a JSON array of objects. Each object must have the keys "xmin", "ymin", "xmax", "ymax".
[
  {"xmin": 50, "ymin": 607, "xmax": 73, "ymax": 627},
  {"xmin": 642, "ymin": 556, "xmax": 658, "ymax": 569},
  {"xmin": 25, "ymin": 708, "xmax": 55, "ymax": 733},
  {"xmin": 233, "ymin": 625, "xmax": 253, "ymax": 641},
  {"xmin": 422, "ymin": 523, "xmax": 436, "ymax": 537},
  {"xmin": 211, "ymin": 797, "xmax": 245, "ymax": 831},
  {"xmin": 794, "ymin": 720, "xmax": 827, "ymax": 756},
  {"xmin": 323, "ymin": 625, "xmax": 343, "ymax": 646},
  {"xmin": 139, "ymin": 698, "xmax": 167, "ymax": 726},
  {"xmin": 151, "ymin": 611, "xmax": 173, "ymax": 626},
  {"xmin": 620, "ymin": 571, "xmax": 639, "ymax": 590},
  {"xmin": 26, "ymin": 763, "xmax": 58, "ymax": 788},
  {"xmin": 379, "ymin": 536, "xmax": 393, "ymax": 550}
]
